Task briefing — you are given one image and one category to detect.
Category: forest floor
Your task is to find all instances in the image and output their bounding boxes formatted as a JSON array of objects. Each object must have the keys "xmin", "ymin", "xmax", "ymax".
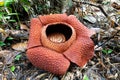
[{"xmin": 0, "ymin": 0, "xmax": 120, "ymax": 80}]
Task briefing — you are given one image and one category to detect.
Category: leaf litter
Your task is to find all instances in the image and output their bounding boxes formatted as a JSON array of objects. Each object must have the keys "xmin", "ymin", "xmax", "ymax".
[{"xmin": 0, "ymin": 0, "xmax": 120, "ymax": 80}]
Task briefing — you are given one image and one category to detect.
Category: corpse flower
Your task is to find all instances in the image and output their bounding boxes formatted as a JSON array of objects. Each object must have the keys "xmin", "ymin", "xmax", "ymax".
[{"xmin": 27, "ymin": 14, "xmax": 95, "ymax": 75}]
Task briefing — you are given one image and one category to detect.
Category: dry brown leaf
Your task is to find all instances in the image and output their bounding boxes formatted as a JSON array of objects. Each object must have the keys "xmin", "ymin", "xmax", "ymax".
[
  {"xmin": 10, "ymin": 30, "xmax": 28, "ymax": 39},
  {"xmin": 111, "ymin": 2, "xmax": 120, "ymax": 10},
  {"xmin": 0, "ymin": 28, "xmax": 9, "ymax": 41},
  {"xmin": 115, "ymin": 26, "xmax": 120, "ymax": 30},
  {"xmin": 0, "ymin": 62, "xmax": 3, "ymax": 68},
  {"xmin": 12, "ymin": 41, "xmax": 27, "ymax": 52},
  {"xmin": 0, "ymin": 50, "xmax": 19, "ymax": 64},
  {"xmin": 0, "ymin": 50, "xmax": 11, "ymax": 58},
  {"xmin": 20, "ymin": 23, "xmax": 29, "ymax": 31},
  {"xmin": 90, "ymin": 28, "xmax": 104, "ymax": 33}
]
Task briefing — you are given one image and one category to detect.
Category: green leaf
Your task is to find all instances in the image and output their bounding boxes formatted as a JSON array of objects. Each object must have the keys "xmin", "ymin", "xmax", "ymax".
[
  {"xmin": 10, "ymin": 66, "xmax": 15, "ymax": 72},
  {"xmin": 15, "ymin": 54, "xmax": 22, "ymax": 60},
  {"xmin": 22, "ymin": 5, "xmax": 29, "ymax": 13},
  {"xmin": 0, "ymin": 12, "xmax": 3, "ymax": 20},
  {"xmin": 102, "ymin": 1, "xmax": 110, "ymax": 5},
  {"xmin": 4, "ymin": 16, "xmax": 11, "ymax": 20},
  {"xmin": 8, "ymin": 19, "xmax": 16, "ymax": 22},
  {"xmin": 4, "ymin": 0, "xmax": 14, "ymax": 7},
  {"xmin": 102, "ymin": 49, "xmax": 108, "ymax": 54},
  {"xmin": 8, "ymin": 13, "xmax": 18, "ymax": 16},
  {"xmin": 0, "ymin": 41, "xmax": 6, "ymax": 47},
  {"xmin": 20, "ymin": 0, "xmax": 30, "ymax": 5},
  {"xmin": 67, "ymin": 0, "xmax": 73, "ymax": 8},
  {"xmin": 102, "ymin": 49, "xmax": 113, "ymax": 54},
  {"xmin": 20, "ymin": 0, "xmax": 30, "ymax": 13},
  {"xmin": 6, "ymin": 43, "xmax": 11, "ymax": 46},
  {"xmin": 83, "ymin": 75, "xmax": 89, "ymax": 80},
  {"xmin": 107, "ymin": 49, "xmax": 113, "ymax": 54},
  {"xmin": 0, "ymin": 0, "xmax": 4, "ymax": 6},
  {"xmin": 7, "ymin": 37, "xmax": 14, "ymax": 40},
  {"xmin": 16, "ymin": 25, "xmax": 20, "ymax": 30}
]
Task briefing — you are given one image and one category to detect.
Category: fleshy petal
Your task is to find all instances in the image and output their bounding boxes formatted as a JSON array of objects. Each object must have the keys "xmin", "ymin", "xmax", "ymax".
[
  {"xmin": 27, "ymin": 47, "xmax": 70, "ymax": 75},
  {"xmin": 27, "ymin": 18, "xmax": 42, "ymax": 49},
  {"xmin": 63, "ymin": 36, "xmax": 94, "ymax": 67},
  {"xmin": 65, "ymin": 15, "xmax": 95, "ymax": 37},
  {"xmin": 39, "ymin": 14, "xmax": 67, "ymax": 25}
]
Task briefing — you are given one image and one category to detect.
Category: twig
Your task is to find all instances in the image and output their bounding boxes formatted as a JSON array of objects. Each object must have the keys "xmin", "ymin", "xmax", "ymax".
[
  {"xmin": 48, "ymin": 73, "xmax": 54, "ymax": 80},
  {"xmin": 95, "ymin": 30, "xmax": 120, "ymax": 49},
  {"xmin": 103, "ymin": 56, "xmax": 119, "ymax": 72}
]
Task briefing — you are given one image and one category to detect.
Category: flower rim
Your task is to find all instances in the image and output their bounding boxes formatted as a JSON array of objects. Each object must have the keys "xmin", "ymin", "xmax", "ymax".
[{"xmin": 41, "ymin": 22, "xmax": 76, "ymax": 52}]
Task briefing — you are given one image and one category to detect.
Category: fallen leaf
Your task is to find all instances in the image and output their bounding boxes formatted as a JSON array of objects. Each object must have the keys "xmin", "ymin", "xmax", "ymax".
[
  {"xmin": 90, "ymin": 28, "xmax": 104, "ymax": 33},
  {"xmin": 0, "ymin": 62, "xmax": 3, "ymax": 68},
  {"xmin": 12, "ymin": 41, "xmax": 27, "ymax": 52},
  {"xmin": 0, "ymin": 50, "xmax": 20, "ymax": 64},
  {"xmin": 0, "ymin": 28, "xmax": 9, "ymax": 41},
  {"xmin": 111, "ymin": 2, "xmax": 120, "ymax": 10},
  {"xmin": 115, "ymin": 26, "xmax": 120, "ymax": 30},
  {"xmin": 10, "ymin": 30, "xmax": 28, "ymax": 39},
  {"xmin": 20, "ymin": 23, "xmax": 29, "ymax": 31},
  {"xmin": 0, "ymin": 50, "xmax": 10, "ymax": 58},
  {"xmin": 85, "ymin": 70, "xmax": 104, "ymax": 80},
  {"xmin": 83, "ymin": 15, "xmax": 97, "ymax": 24},
  {"xmin": 35, "ymin": 73, "xmax": 48, "ymax": 80}
]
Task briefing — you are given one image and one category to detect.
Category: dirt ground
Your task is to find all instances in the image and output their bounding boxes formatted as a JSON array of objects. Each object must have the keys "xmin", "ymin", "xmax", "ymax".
[{"xmin": 0, "ymin": 0, "xmax": 120, "ymax": 80}]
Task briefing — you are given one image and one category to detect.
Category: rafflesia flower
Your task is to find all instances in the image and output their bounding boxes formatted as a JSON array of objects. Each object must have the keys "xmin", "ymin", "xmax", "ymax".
[{"xmin": 27, "ymin": 14, "xmax": 95, "ymax": 75}]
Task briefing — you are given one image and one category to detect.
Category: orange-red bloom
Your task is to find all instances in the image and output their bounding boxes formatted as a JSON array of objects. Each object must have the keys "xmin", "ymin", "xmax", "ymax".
[{"xmin": 27, "ymin": 14, "xmax": 95, "ymax": 75}]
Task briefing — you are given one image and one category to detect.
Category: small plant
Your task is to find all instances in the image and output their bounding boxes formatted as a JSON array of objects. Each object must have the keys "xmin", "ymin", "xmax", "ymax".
[
  {"xmin": 102, "ymin": 49, "xmax": 113, "ymax": 55},
  {"xmin": 6, "ymin": 36, "xmax": 14, "ymax": 40},
  {"xmin": 15, "ymin": 54, "xmax": 22, "ymax": 61},
  {"xmin": 0, "ymin": 41, "xmax": 6, "ymax": 47},
  {"xmin": 83, "ymin": 75, "xmax": 89, "ymax": 80},
  {"xmin": 0, "ymin": 0, "xmax": 31, "ymax": 29},
  {"xmin": 10, "ymin": 65, "xmax": 16, "ymax": 72},
  {"xmin": 0, "ymin": 0, "xmax": 18, "ymax": 25}
]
